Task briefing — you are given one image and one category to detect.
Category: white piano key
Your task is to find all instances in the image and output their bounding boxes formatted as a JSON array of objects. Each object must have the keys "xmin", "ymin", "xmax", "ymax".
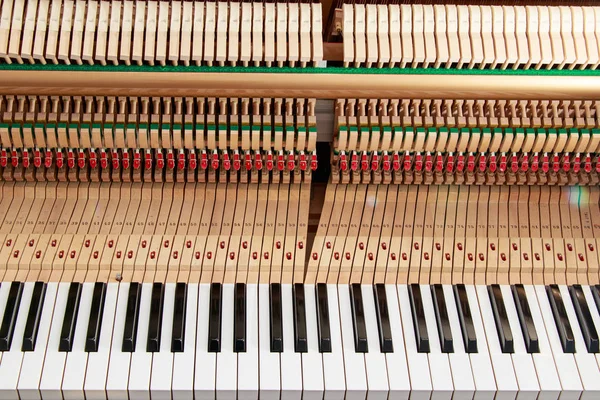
[
  {"xmin": 259, "ymin": 284, "xmax": 280, "ymax": 400},
  {"xmin": 338, "ymin": 285, "xmax": 367, "ymax": 400},
  {"xmin": 462, "ymin": 285, "xmax": 497, "ymax": 400},
  {"xmin": 150, "ymin": 283, "xmax": 175, "ymax": 400},
  {"xmin": 0, "ymin": 282, "xmax": 34, "ymax": 398},
  {"xmin": 39, "ymin": 282, "xmax": 71, "ymax": 400},
  {"xmin": 106, "ymin": 282, "xmax": 132, "ymax": 399},
  {"xmin": 62, "ymin": 282, "xmax": 95, "ymax": 400},
  {"xmin": 499, "ymin": 285, "xmax": 543, "ymax": 400},
  {"xmin": 237, "ymin": 283, "xmax": 258, "ymax": 399},
  {"xmin": 383, "ymin": 285, "xmax": 410, "ymax": 400},
  {"xmin": 558, "ymin": 285, "xmax": 600, "ymax": 398},
  {"xmin": 85, "ymin": 283, "xmax": 119, "ymax": 400},
  {"xmin": 361, "ymin": 284, "xmax": 389, "ymax": 400},
  {"xmin": 281, "ymin": 283, "xmax": 302, "ymax": 400},
  {"xmin": 216, "ymin": 283, "xmax": 237, "ymax": 400},
  {"xmin": 302, "ymin": 284, "xmax": 324, "ymax": 400},
  {"xmin": 528, "ymin": 285, "xmax": 583, "ymax": 399},
  {"xmin": 421, "ymin": 284, "xmax": 453, "ymax": 400},
  {"xmin": 474, "ymin": 285, "xmax": 518, "ymax": 400},
  {"xmin": 195, "ymin": 283, "xmax": 216, "ymax": 400},
  {"xmin": 441, "ymin": 285, "xmax": 477, "ymax": 400},
  {"xmin": 527, "ymin": 285, "xmax": 580, "ymax": 400},
  {"xmin": 0, "ymin": 281, "xmax": 13, "ymax": 366},
  {"xmin": 323, "ymin": 284, "xmax": 346, "ymax": 400},
  {"xmin": 18, "ymin": 282, "xmax": 58, "ymax": 399},
  {"xmin": 581, "ymin": 286, "xmax": 600, "ymax": 396},
  {"xmin": 128, "ymin": 283, "xmax": 153, "ymax": 400},
  {"xmin": 172, "ymin": 283, "xmax": 198, "ymax": 400},
  {"xmin": 396, "ymin": 284, "xmax": 431, "ymax": 400}
]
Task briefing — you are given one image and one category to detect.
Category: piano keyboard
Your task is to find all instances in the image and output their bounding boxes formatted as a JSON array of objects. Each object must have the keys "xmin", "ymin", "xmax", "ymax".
[
  {"xmin": 1, "ymin": 281, "xmax": 600, "ymax": 398},
  {"xmin": 0, "ymin": 0, "xmax": 324, "ymax": 67}
]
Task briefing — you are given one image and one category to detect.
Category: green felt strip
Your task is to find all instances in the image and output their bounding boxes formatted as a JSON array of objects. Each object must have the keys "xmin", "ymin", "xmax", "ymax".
[{"xmin": 3, "ymin": 62, "xmax": 600, "ymax": 76}]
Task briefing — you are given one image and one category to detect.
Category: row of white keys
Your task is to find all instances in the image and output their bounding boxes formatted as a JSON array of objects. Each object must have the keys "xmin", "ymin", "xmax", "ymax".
[
  {"xmin": 258, "ymin": 283, "xmax": 279, "ymax": 400},
  {"xmin": 0, "ymin": 282, "xmax": 34, "ymax": 397},
  {"xmin": 62, "ymin": 283, "xmax": 94, "ymax": 400},
  {"xmin": 0, "ymin": 0, "xmax": 323, "ymax": 67},
  {"xmin": 345, "ymin": 4, "xmax": 600, "ymax": 69},
  {"xmin": 128, "ymin": 283, "xmax": 153, "ymax": 400},
  {"xmin": 17, "ymin": 283, "xmax": 59, "ymax": 399},
  {"xmin": 150, "ymin": 283, "xmax": 175, "ymax": 400},
  {"xmin": 361, "ymin": 284, "xmax": 389, "ymax": 399},
  {"xmin": 195, "ymin": 283, "xmax": 216, "ymax": 399},
  {"xmin": 461, "ymin": 285, "xmax": 497, "ymax": 400},
  {"xmin": 237, "ymin": 283, "xmax": 258, "ymax": 399},
  {"xmin": 302, "ymin": 284, "xmax": 325, "ymax": 400},
  {"xmin": 474, "ymin": 285, "xmax": 519, "ymax": 400},
  {"xmin": 216, "ymin": 283, "xmax": 236, "ymax": 400},
  {"xmin": 396, "ymin": 285, "xmax": 432, "ymax": 400},
  {"xmin": 420, "ymin": 284, "xmax": 454, "ymax": 399}
]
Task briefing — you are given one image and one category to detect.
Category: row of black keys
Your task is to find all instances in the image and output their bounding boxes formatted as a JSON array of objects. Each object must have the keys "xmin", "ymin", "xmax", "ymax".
[{"xmin": 0, "ymin": 281, "xmax": 598, "ymax": 356}]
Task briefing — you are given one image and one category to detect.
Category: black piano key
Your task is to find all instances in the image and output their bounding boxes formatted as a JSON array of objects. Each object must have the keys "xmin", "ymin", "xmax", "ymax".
[
  {"xmin": 453, "ymin": 284, "xmax": 477, "ymax": 353},
  {"xmin": 592, "ymin": 285, "xmax": 600, "ymax": 314},
  {"xmin": 432, "ymin": 284, "xmax": 453, "ymax": 353},
  {"xmin": 234, "ymin": 283, "xmax": 246, "ymax": 353},
  {"xmin": 488, "ymin": 285, "xmax": 514, "ymax": 354},
  {"xmin": 511, "ymin": 284, "xmax": 539, "ymax": 354},
  {"xmin": 85, "ymin": 282, "xmax": 107, "ymax": 353},
  {"xmin": 316, "ymin": 283, "xmax": 331, "ymax": 353},
  {"xmin": 122, "ymin": 283, "xmax": 142, "ymax": 352},
  {"xmin": 22, "ymin": 282, "xmax": 47, "ymax": 352},
  {"xmin": 208, "ymin": 282, "xmax": 222, "ymax": 353},
  {"xmin": 171, "ymin": 283, "xmax": 187, "ymax": 353},
  {"xmin": 408, "ymin": 284, "xmax": 429, "ymax": 353},
  {"xmin": 293, "ymin": 283, "xmax": 308, "ymax": 353},
  {"xmin": 569, "ymin": 285, "xmax": 599, "ymax": 353},
  {"xmin": 546, "ymin": 285, "xmax": 576, "ymax": 353},
  {"xmin": 146, "ymin": 283, "xmax": 164, "ymax": 353},
  {"xmin": 373, "ymin": 283, "xmax": 393, "ymax": 353},
  {"xmin": 59, "ymin": 282, "xmax": 82, "ymax": 352},
  {"xmin": 349, "ymin": 283, "xmax": 368, "ymax": 353},
  {"xmin": 0, "ymin": 282, "xmax": 24, "ymax": 351},
  {"xmin": 269, "ymin": 283, "xmax": 283, "ymax": 353}
]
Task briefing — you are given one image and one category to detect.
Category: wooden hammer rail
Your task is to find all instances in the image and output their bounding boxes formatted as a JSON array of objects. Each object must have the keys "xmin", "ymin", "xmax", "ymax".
[{"xmin": 2, "ymin": 70, "xmax": 600, "ymax": 100}]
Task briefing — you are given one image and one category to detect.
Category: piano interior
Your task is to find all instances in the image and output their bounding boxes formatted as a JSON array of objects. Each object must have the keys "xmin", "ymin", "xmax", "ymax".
[{"xmin": 0, "ymin": 0, "xmax": 600, "ymax": 398}]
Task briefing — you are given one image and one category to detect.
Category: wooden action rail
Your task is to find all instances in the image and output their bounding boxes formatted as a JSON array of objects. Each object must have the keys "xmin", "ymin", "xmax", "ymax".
[
  {"xmin": 0, "ymin": 181, "xmax": 310, "ymax": 288},
  {"xmin": 2, "ymin": 70, "xmax": 600, "ymax": 100},
  {"xmin": 307, "ymin": 184, "xmax": 600, "ymax": 286}
]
